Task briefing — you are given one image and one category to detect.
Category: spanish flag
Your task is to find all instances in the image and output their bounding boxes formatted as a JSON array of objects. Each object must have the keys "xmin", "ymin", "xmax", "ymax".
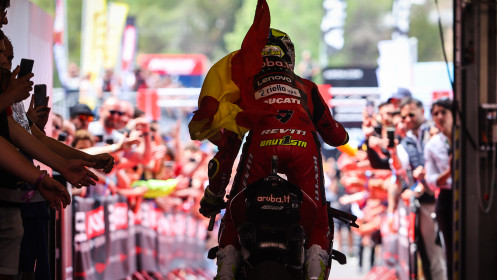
[{"xmin": 188, "ymin": 0, "xmax": 275, "ymax": 144}]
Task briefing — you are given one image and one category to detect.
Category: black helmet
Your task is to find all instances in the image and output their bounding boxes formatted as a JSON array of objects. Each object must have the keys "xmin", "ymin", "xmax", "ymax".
[{"xmin": 262, "ymin": 28, "xmax": 295, "ymax": 70}]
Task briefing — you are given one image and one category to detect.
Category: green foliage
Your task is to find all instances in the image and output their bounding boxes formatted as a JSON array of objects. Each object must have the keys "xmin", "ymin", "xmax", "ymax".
[
  {"xmin": 29, "ymin": 0, "xmax": 452, "ymax": 74},
  {"xmin": 123, "ymin": 0, "xmax": 243, "ymax": 61},
  {"xmin": 330, "ymin": 0, "xmax": 392, "ymax": 67},
  {"xmin": 224, "ymin": 0, "xmax": 324, "ymax": 66},
  {"xmin": 410, "ymin": 1, "xmax": 447, "ymax": 62}
]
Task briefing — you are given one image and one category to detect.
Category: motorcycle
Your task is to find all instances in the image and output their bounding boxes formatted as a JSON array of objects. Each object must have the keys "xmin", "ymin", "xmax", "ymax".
[{"xmin": 207, "ymin": 155, "xmax": 359, "ymax": 280}]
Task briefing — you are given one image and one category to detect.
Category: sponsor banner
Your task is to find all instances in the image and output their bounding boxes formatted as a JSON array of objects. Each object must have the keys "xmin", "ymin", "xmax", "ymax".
[
  {"xmin": 321, "ymin": 0, "xmax": 347, "ymax": 52},
  {"xmin": 121, "ymin": 17, "xmax": 137, "ymax": 72},
  {"xmin": 322, "ymin": 67, "xmax": 378, "ymax": 87},
  {"xmin": 103, "ymin": 196, "xmax": 134, "ymax": 280},
  {"xmin": 134, "ymin": 202, "xmax": 159, "ymax": 272},
  {"xmin": 72, "ymin": 196, "xmax": 209, "ymax": 279},
  {"xmin": 137, "ymin": 54, "xmax": 208, "ymax": 76},
  {"xmin": 54, "ymin": 0, "xmax": 69, "ymax": 88},
  {"xmin": 263, "ymin": 97, "xmax": 301, "ymax": 105},
  {"xmin": 432, "ymin": 90, "xmax": 453, "ymax": 102},
  {"xmin": 255, "ymin": 84, "xmax": 301, "ymax": 100},
  {"xmin": 137, "ymin": 88, "xmax": 160, "ymax": 121},
  {"xmin": 73, "ymin": 198, "xmax": 108, "ymax": 280},
  {"xmin": 80, "ymin": 0, "xmax": 107, "ymax": 81},
  {"xmin": 158, "ymin": 212, "xmax": 208, "ymax": 274},
  {"xmin": 259, "ymin": 137, "xmax": 308, "ymax": 147},
  {"xmin": 104, "ymin": 2, "xmax": 129, "ymax": 70}
]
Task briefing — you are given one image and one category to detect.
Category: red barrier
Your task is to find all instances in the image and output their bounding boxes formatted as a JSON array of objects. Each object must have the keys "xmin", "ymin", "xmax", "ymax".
[{"xmin": 71, "ymin": 195, "xmax": 211, "ymax": 280}]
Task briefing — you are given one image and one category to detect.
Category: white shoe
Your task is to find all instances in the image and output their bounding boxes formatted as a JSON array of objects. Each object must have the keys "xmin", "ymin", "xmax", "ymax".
[
  {"xmin": 305, "ymin": 244, "xmax": 329, "ymax": 280},
  {"xmin": 214, "ymin": 245, "xmax": 240, "ymax": 280}
]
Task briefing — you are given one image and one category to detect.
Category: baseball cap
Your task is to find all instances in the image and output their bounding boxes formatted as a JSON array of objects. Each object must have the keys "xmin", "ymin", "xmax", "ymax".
[
  {"xmin": 70, "ymin": 103, "xmax": 94, "ymax": 118},
  {"xmin": 388, "ymin": 87, "xmax": 412, "ymax": 103}
]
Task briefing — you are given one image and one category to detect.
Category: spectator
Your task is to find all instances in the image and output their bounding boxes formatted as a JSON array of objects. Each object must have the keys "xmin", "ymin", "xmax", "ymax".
[
  {"xmin": 324, "ymin": 157, "xmax": 354, "ymax": 257},
  {"xmin": 400, "ymin": 97, "xmax": 447, "ymax": 280},
  {"xmin": 78, "ymin": 73, "xmax": 98, "ymax": 110},
  {"xmin": 133, "ymin": 68, "xmax": 148, "ymax": 91},
  {"xmin": 60, "ymin": 119, "xmax": 76, "ymax": 146},
  {"xmin": 1, "ymin": 31, "xmax": 113, "ymax": 280},
  {"xmin": 70, "ymin": 129, "xmax": 96, "ymax": 198},
  {"xmin": 51, "ymin": 113, "xmax": 63, "ymax": 140},
  {"xmin": 65, "ymin": 62, "xmax": 81, "ymax": 91},
  {"xmin": 424, "ymin": 98, "xmax": 454, "ymax": 280},
  {"xmin": 88, "ymin": 97, "xmax": 125, "ymax": 145},
  {"xmin": 364, "ymin": 101, "xmax": 408, "ymax": 171},
  {"xmin": 387, "ymin": 87, "xmax": 412, "ymax": 110},
  {"xmin": 69, "ymin": 103, "xmax": 94, "ymax": 130},
  {"xmin": 118, "ymin": 99, "xmax": 134, "ymax": 131},
  {"xmin": 63, "ymin": 62, "xmax": 81, "ymax": 109},
  {"xmin": 296, "ymin": 50, "xmax": 320, "ymax": 82},
  {"xmin": 72, "ymin": 129, "xmax": 95, "ymax": 150},
  {"xmin": 0, "ymin": 13, "xmax": 71, "ymax": 279}
]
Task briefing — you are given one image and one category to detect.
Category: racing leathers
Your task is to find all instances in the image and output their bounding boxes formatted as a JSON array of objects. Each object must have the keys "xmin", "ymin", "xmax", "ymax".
[{"xmin": 217, "ymin": 54, "xmax": 349, "ymax": 253}]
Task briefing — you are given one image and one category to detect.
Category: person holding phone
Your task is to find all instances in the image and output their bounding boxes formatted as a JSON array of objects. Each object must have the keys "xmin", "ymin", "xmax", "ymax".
[
  {"xmin": 0, "ymin": 29, "xmax": 70, "ymax": 280},
  {"xmin": 0, "ymin": 35, "xmax": 33, "ymax": 112},
  {"xmin": 0, "ymin": 33, "xmax": 115, "ymax": 280}
]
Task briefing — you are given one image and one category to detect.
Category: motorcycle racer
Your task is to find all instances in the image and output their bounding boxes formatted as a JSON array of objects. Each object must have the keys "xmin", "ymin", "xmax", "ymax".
[{"xmin": 189, "ymin": 1, "xmax": 349, "ymax": 279}]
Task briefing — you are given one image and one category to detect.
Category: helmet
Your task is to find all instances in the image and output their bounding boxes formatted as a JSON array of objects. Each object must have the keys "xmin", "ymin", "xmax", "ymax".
[{"xmin": 262, "ymin": 28, "xmax": 295, "ymax": 70}]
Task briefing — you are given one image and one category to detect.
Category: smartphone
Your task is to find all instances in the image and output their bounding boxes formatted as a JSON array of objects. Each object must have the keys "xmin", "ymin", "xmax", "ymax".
[
  {"xmin": 374, "ymin": 124, "xmax": 382, "ymax": 136},
  {"xmin": 33, "ymin": 84, "xmax": 48, "ymax": 107},
  {"xmin": 387, "ymin": 127, "xmax": 395, "ymax": 147},
  {"xmin": 366, "ymin": 100, "xmax": 374, "ymax": 117},
  {"xmin": 18, "ymin": 58, "xmax": 34, "ymax": 78}
]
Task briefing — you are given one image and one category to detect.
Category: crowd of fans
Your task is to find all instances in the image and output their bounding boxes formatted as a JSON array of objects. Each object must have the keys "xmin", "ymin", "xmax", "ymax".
[
  {"xmin": 57, "ymin": 98, "xmax": 211, "ymax": 217},
  {"xmin": 33, "ymin": 67, "xmax": 456, "ymax": 279},
  {"xmin": 0, "ymin": 0, "xmax": 455, "ymax": 278},
  {"xmin": 327, "ymin": 88, "xmax": 453, "ymax": 279}
]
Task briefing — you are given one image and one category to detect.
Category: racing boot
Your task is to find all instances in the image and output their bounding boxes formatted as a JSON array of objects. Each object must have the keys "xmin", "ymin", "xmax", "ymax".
[
  {"xmin": 214, "ymin": 245, "xmax": 240, "ymax": 280},
  {"xmin": 305, "ymin": 244, "xmax": 330, "ymax": 280}
]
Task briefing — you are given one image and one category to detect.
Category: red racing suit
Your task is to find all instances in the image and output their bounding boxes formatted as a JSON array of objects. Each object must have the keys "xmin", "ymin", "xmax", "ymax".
[{"xmin": 217, "ymin": 55, "xmax": 349, "ymax": 251}]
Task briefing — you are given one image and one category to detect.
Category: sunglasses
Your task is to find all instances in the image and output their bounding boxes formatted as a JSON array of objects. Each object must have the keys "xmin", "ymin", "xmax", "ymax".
[
  {"xmin": 401, "ymin": 113, "xmax": 416, "ymax": 120},
  {"xmin": 78, "ymin": 115, "xmax": 94, "ymax": 122},
  {"xmin": 109, "ymin": 110, "xmax": 125, "ymax": 116}
]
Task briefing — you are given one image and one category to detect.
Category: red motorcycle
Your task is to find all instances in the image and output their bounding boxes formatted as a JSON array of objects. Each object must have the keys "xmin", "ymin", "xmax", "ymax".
[{"xmin": 208, "ymin": 156, "xmax": 358, "ymax": 280}]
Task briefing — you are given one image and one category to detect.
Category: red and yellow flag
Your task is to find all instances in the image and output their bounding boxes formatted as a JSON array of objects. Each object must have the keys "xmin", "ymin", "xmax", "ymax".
[{"xmin": 189, "ymin": 0, "xmax": 275, "ymax": 143}]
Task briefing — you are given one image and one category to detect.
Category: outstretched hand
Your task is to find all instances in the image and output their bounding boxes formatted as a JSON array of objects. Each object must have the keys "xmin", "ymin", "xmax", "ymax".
[
  {"xmin": 37, "ymin": 172, "xmax": 71, "ymax": 210},
  {"xmin": 60, "ymin": 159, "xmax": 99, "ymax": 188},
  {"xmin": 92, "ymin": 153, "xmax": 115, "ymax": 173}
]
